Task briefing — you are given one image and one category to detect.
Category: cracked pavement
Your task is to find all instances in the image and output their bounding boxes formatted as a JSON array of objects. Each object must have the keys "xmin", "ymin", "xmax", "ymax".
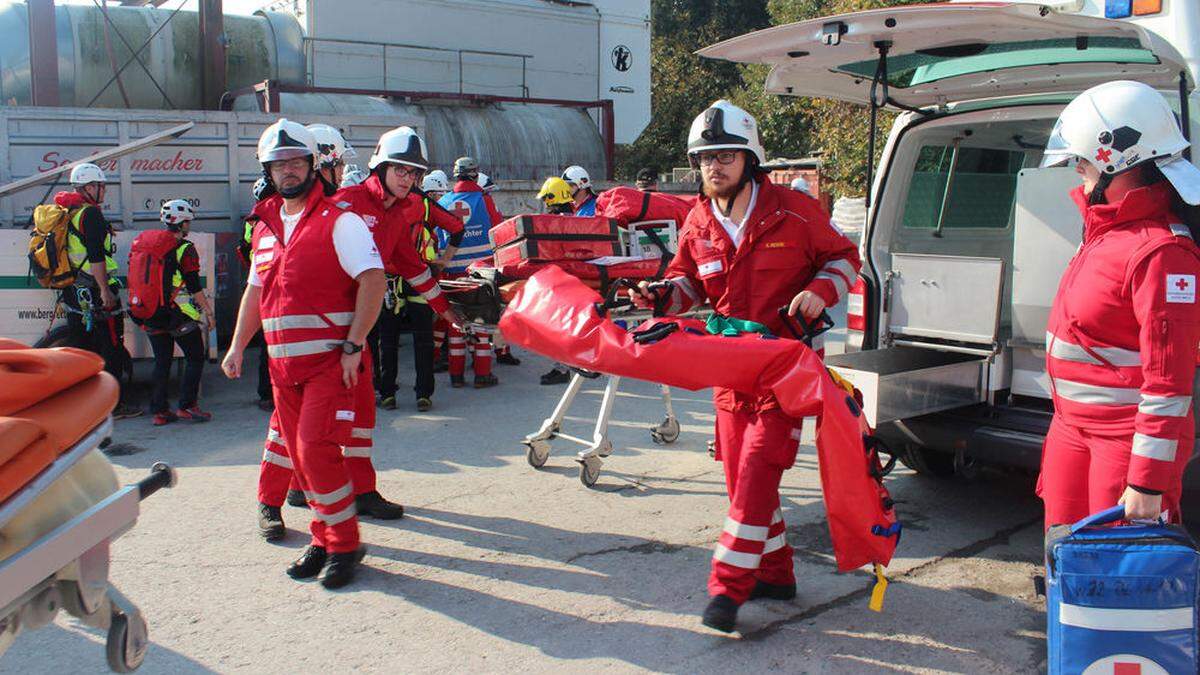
[{"xmin": 3, "ymin": 351, "xmax": 1049, "ymax": 673}]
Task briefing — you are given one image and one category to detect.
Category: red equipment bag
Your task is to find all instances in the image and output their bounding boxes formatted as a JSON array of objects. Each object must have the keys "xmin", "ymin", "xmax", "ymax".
[
  {"xmin": 126, "ymin": 229, "xmax": 180, "ymax": 326},
  {"xmin": 499, "ymin": 267, "xmax": 900, "ymax": 575},
  {"xmin": 490, "ymin": 214, "xmax": 622, "ymax": 267},
  {"xmin": 596, "ymin": 186, "xmax": 694, "ymax": 226},
  {"xmin": 496, "ymin": 258, "xmax": 664, "ymax": 284}
]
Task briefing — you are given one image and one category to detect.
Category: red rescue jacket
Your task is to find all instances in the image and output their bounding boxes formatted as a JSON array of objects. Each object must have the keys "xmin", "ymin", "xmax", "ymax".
[
  {"xmin": 664, "ymin": 176, "xmax": 861, "ymax": 413},
  {"xmin": 1046, "ymin": 181, "xmax": 1200, "ymax": 492}
]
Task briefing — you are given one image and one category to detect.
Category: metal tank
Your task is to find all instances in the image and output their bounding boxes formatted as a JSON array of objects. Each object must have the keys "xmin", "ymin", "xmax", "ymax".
[
  {"xmin": 231, "ymin": 92, "xmax": 606, "ymax": 181},
  {"xmin": 0, "ymin": 1, "xmax": 304, "ymax": 109}
]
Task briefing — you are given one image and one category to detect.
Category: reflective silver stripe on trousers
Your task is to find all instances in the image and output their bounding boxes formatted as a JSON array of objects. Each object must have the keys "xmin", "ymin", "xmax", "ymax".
[
  {"xmin": 762, "ymin": 533, "xmax": 787, "ymax": 555},
  {"xmin": 821, "ymin": 258, "xmax": 857, "ymax": 284},
  {"xmin": 812, "ymin": 272, "xmax": 848, "ymax": 302},
  {"xmin": 351, "ymin": 427, "xmax": 372, "ymax": 440},
  {"xmin": 1045, "ymin": 332, "xmax": 1141, "ymax": 367},
  {"xmin": 713, "ymin": 543, "xmax": 760, "ymax": 569},
  {"xmin": 266, "ymin": 428, "xmax": 285, "ymax": 447},
  {"xmin": 315, "ymin": 502, "xmax": 357, "ymax": 526},
  {"xmin": 268, "ymin": 340, "xmax": 339, "ymax": 359},
  {"xmin": 262, "ymin": 447, "xmax": 292, "ymax": 469},
  {"xmin": 304, "ymin": 482, "xmax": 353, "ymax": 506},
  {"xmin": 723, "ymin": 517, "xmax": 768, "ymax": 542},
  {"xmin": 343, "ymin": 446, "xmax": 372, "ymax": 458},
  {"xmin": 1132, "ymin": 433, "xmax": 1178, "ymax": 462},
  {"xmin": 1138, "ymin": 394, "xmax": 1193, "ymax": 418},
  {"xmin": 1052, "ymin": 378, "xmax": 1141, "ymax": 406},
  {"xmin": 261, "ymin": 312, "xmax": 354, "ymax": 333}
]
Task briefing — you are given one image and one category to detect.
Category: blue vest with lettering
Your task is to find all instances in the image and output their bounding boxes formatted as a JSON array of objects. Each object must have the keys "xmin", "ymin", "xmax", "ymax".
[
  {"xmin": 574, "ymin": 195, "xmax": 597, "ymax": 217},
  {"xmin": 438, "ymin": 190, "xmax": 493, "ymax": 274}
]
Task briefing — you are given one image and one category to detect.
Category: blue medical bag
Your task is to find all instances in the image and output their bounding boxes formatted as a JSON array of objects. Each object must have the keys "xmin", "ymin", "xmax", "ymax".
[{"xmin": 1045, "ymin": 505, "xmax": 1200, "ymax": 674}]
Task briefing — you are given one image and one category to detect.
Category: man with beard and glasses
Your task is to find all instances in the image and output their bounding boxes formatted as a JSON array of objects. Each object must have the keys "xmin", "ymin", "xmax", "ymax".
[{"xmin": 630, "ymin": 100, "xmax": 860, "ymax": 633}]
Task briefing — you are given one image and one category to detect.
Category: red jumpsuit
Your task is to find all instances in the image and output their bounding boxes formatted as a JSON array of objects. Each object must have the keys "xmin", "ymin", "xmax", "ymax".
[
  {"xmin": 1039, "ymin": 182, "xmax": 1200, "ymax": 528},
  {"xmin": 250, "ymin": 187, "xmax": 363, "ymax": 554},
  {"xmin": 256, "ymin": 176, "xmax": 453, "ymax": 506},
  {"xmin": 663, "ymin": 177, "xmax": 860, "ymax": 603}
]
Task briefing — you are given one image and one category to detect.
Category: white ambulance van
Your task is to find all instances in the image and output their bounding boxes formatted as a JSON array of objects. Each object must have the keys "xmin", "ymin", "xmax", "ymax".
[{"xmin": 700, "ymin": 1, "xmax": 1200, "ymax": 482}]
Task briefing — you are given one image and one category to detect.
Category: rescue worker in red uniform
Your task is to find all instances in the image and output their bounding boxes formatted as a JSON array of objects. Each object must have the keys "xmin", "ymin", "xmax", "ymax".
[
  {"xmin": 631, "ymin": 100, "xmax": 861, "ymax": 632},
  {"xmin": 1038, "ymin": 80, "xmax": 1200, "ymax": 528},
  {"xmin": 222, "ymin": 119, "xmax": 386, "ymax": 589}
]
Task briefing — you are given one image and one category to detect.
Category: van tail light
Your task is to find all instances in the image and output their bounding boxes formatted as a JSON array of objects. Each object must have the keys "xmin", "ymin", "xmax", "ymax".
[{"xmin": 847, "ymin": 277, "xmax": 866, "ymax": 332}]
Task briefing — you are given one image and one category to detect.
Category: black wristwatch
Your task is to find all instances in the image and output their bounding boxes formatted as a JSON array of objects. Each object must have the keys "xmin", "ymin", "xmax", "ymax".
[{"xmin": 341, "ymin": 340, "xmax": 364, "ymax": 355}]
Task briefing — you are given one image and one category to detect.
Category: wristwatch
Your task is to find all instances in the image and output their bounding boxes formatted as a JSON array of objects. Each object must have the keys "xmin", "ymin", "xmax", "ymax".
[{"xmin": 341, "ymin": 340, "xmax": 364, "ymax": 355}]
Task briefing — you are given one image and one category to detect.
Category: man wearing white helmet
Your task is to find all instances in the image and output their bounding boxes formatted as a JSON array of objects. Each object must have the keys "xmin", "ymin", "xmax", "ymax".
[
  {"xmin": 630, "ymin": 100, "xmax": 861, "ymax": 633},
  {"xmin": 137, "ymin": 199, "xmax": 215, "ymax": 427},
  {"xmin": 421, "ymin": 169, "xmax": 451, "ymax": 201},
  {"xmin": 306, "ymin": 123, "xmax": 356, "ymax": 194},
  {"xmin": 338, "ymin": 127, "xmax": 467, "ymax": 410},
  {"xmin": 222, "ymin": 118, "xmax": 386, "ymax": 589},
  {"xmin": 1038, "ymin": 81, "xmax": 1200, "ymax": 531},
  {"xmin": 562, "ymin": 165, "xmax": 597, "ymax": 216},
  {"xmin": 56, "ymin": 162, "xmax": 140, "ymax": 418}
]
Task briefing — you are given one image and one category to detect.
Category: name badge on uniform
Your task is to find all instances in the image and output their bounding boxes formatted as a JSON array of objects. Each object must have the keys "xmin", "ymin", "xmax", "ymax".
[
  {"xmin": 1166, "ymin": 274, "xmax": 1196, "ymax": 303},
  {"xmin": 258, "ymin": 235, "xmax": 277, "ymax": 250},
  {"xmin": 698, "ymin": 259, "xmax": 724, "ymax": 278}
]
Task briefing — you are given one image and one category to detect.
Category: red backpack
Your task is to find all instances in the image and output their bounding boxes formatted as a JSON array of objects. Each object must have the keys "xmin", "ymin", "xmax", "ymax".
[{"xmin": 126, "ymin": 230, "xmax": 180, "ymax": 325}]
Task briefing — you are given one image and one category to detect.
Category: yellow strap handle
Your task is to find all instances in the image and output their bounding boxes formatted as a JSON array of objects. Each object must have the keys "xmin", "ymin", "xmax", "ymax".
[{"xmin": 868, "ymin": 563, "xmax": 889, "ymax": 612}]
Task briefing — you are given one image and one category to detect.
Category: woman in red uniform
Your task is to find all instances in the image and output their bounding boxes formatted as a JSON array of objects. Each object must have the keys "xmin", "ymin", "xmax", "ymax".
[{"xmin": 1040, "ymin": 80, "xmax": 1200, "ymax": 527}]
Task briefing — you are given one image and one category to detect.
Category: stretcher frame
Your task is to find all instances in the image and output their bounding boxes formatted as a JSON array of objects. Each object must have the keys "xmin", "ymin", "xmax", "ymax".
[{"xmin": 0, "ymin": 416, "xmax": 177, "ymax": 672}]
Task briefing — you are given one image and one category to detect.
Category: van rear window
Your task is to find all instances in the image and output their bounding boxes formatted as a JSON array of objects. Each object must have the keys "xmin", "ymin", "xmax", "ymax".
[{"xmin": 902, "ymin": 145, "xmax": 1024, "ymax": 230}]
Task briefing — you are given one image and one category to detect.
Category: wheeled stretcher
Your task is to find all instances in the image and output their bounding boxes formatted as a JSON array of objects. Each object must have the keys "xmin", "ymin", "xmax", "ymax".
[{"xmin": 0, "ymin": 340, "xmax": 177, "ymax": 672}]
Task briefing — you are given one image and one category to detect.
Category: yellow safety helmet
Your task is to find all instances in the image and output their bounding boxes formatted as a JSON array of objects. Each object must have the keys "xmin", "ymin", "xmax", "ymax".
[{"xmin": 537, "ymin": 177, "xmax": 574, "ymax": 206}]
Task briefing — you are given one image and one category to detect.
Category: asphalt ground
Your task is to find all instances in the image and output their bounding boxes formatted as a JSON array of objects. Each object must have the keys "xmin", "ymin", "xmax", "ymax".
[{"xmin": 3, "ymin": 344, "xmax": 1049, "ymax": 674}]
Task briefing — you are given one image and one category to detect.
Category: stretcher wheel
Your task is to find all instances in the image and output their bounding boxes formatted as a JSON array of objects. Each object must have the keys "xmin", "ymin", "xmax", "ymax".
[
  {"xmin": 578, "ymin": 458, "xmax": 601, "ymax": 487},
  {"xmin": 525, "ymin": 440, "xmax": 550, "ymax": 469},
  {"xmin": 106, "ymin": 611, "xmax": 148, "ymax": 673},
  {"xmin": 650, "ymin": 416, "xmax": 681, "ymax": 444}
]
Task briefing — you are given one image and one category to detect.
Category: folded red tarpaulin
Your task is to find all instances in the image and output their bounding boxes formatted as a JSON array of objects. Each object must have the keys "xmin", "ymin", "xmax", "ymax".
[
  {"xmin": 596, "ymin": 186, "xmax": 695, "ymax": 226},
  {"xmin": 498, "ymin": 266, "xmax": 899, "ymax": 573}
]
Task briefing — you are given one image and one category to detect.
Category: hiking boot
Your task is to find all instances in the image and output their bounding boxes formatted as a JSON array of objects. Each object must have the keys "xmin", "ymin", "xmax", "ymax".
[
  {"xmin": 474, "ymin": 373, "xmax": 499, "ymax": 388},
  {"xmin": 701, "ymin": 594, "xmax": 739, "ymax": 633},
  {"xmin": 286, "ymin": 489, "xmax": 308, "ymax": 508},
  {"xmin": 257, "ymin": 503, "xmax": 285, "ymax": 541},
  {"xmin": 540, "ymin": 368, "xmax": 571, "ymax": 385},
  {"xmin": 112, "ymin": 403, "xmax": 142, "ymax": 420},
  {"xmin": 355, "ymin": 491, "xmax": 404, "ymax": 520},
  {"xmin": 450, "ymin": 374, "xmax": 466, "ymax": 388},
  {"xmin": 177, "ymin": 406, "xmax": 212, "ymax": 423},
  {"xmin": 256, "ymin": 398, "xmax": 275, "ymax": 412},
  {"xmin": 320, "ymin": 546, "xmax": 367, "ymax": 589},
  {"xmin": 496, "ymin": 351, "xmax": 521, "ymax": 366},
  {"xmin": 416, "ymin": 397, "xmax": 432, "ymax": 412},
  {"xmin": 287, "ymin": 545, "xmax": 327, "ymax": 579},
  {"xmin": 433, "ymin": 356, "xmax": 449, "ymax": 373},
  {"xmin": 152, "ymin": 411, "xmax": 178, "ymax": 427},
  {"xmin": 380, "ymin": 396, "xmax": 397, "ymax": 410},
  {"xmin": 749, "ymin": 581, "xmax": 797, "ymax": 601}
]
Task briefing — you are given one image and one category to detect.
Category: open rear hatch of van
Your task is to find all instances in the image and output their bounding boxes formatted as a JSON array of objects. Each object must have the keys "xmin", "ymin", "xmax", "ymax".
[
  {"xmin": 825, "ymin": 253, "xmax": 1004, "ymax": 428},
  {"xmin": 697, "ymin": 2, "xmax": 1191, "ymax": 109}
]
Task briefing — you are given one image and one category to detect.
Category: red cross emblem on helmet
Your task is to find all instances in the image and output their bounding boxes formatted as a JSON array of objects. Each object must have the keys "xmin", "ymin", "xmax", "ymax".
[{"xmin": 1095, "ymin": 147, "xmax": 1114, "ymax": 163}]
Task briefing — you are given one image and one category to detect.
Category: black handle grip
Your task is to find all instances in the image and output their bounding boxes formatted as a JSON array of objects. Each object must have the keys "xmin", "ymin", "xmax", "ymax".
[
  {"xmin": 137, "ymin": 462, "xmax": 177, "ymax": 500},
  {"xmin": 594, "ymin": 279, "xmax": 672, "ymax": 318},
  {"xmin": 776, "ymin": 306, "xmax": 834, "ymax": 347}
]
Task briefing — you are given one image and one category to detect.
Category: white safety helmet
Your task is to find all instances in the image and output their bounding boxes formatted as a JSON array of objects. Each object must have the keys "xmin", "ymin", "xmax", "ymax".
[
  {"xmin": 1042, "ymin": 80, "xmax": 1200, "ymax": 205},
  {"xmin": 561, "ymin": 165, "xmax": 591, "ymax": 192},
  {"xmin": 477, "ymin": 171, "xmax": 496, "ymax": 193},
  {"xmin": 687, "ymin": 99, "xmax": 766, "ymax": 167},
  {"xmin": 256, "ymin": 118, "xmax": 318, "ymax": 167},
  {"xmin": 160, "ymin": 199, "xmax": 195, "ymax": 230},
  {"xmin": 306, "ymin": 123, "xmax": 356, "ymax": 169},
  {"xmin": 422, "ymin": 169, "xmax": 451, "ymax": 193},
  {"xmin": 340, "ymin": 164, "xmax": 368, "ymax": 188},
  {"xmin": 368, "ymin": 126, "xmax": 429, "ymax": 172},
  {"xmin": 69, "ymin": 162, "xmax": 106, "ymax": 186},
  {"xmin": 790, "ymin": 176, "xmax": 813, "ymax": 196}
]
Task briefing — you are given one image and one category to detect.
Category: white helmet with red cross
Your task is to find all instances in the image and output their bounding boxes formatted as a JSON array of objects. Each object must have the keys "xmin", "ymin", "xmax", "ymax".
[
  {"xmin": 1042, "ymin": 80, "xmax": 1200, "ymax": 205},
  {"xmin": 306, "ymin": 123, "xmax": 356, "ymax": 169},
  {"xmin": 687, "ymin": 99, "xmax": 766, "ymax": 167}
]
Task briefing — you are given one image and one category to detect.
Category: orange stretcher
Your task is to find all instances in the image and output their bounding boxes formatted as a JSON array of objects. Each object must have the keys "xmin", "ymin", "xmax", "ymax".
[{"xmin": 0, "ymin": 338, "xmax": 177, "ymax": 672}]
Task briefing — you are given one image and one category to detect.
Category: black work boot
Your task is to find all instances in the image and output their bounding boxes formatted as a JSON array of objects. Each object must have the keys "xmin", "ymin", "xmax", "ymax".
[
  {"xmin": 320, "ymin": 546, "xmax": 368, "ymax": 589},
  {"xmin": 702, "ymin": 594, "xmax": 740, "ymax": 633},
  {"xmin": 496, "ymin": 351, "xmax": 521, "ymax": 366},
  {"xmin": 355, "ymin": 491, "xmax": 404, "ymax": 520},
  {"xmin": 287, "ymin": 545, "xmax": 327, "ymax": 579},
  {"xmin": 474, "ymin": 373, "xmax": 499, "ymax": 388},
  {"xmin": 257, "ymin": 503, "xmax": 285, "ymax": 541},
  {"xmin": 450, "ymin": 374, "xmax": 466, "ymax": 388},
  {"xmin": 749, "ymin": 581, "xmax": 797, "ymax": 601},
  {"xmin": 286, "ymin": 489, "xmax": 308, "ymax": 508}
]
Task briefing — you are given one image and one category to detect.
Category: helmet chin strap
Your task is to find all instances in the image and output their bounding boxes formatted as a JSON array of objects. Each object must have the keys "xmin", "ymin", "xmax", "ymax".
[
  {"xmin": 1088, "ymin": 171, "xmax": 1116, "ymax": 206},
  {"xmin": 278, "ymin": 168, "xmax": 315, "ymax": 199},
  {"xmin": 717, "ymin": 159, "xmax": 755, "ymax": 218}
]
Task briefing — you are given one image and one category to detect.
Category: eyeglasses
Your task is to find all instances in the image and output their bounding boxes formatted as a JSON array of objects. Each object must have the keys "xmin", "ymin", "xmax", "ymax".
[
  {"xmin": 388, "ymin": 165, "xmax": 422, "ymax": 179},
  {"xmin": 695, "ymin": 151, "xmax": 739, "ymax": 167}
]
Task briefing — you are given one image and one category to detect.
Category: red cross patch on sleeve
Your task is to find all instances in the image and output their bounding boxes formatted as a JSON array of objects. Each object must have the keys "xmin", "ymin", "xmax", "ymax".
[{"xmin": 1166, "ymin": 274, "xmax": 1196, "ymax": 303}]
